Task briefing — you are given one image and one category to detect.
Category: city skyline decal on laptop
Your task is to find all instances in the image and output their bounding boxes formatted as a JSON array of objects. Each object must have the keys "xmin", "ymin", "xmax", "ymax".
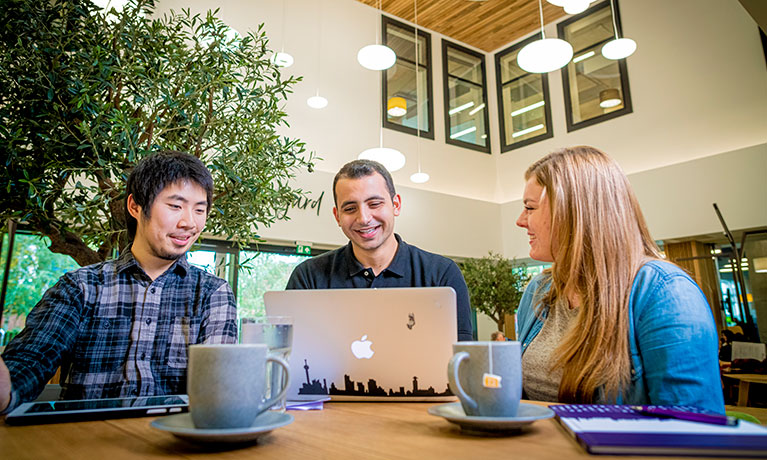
[{"xmin": 298, "ymin": 359, "xmax": 453, "ymax": 397}]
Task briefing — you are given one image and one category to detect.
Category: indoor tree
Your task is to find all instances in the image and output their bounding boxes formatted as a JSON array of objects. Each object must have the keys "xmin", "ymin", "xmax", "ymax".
[
  {"xmin": 0, "ymin": 0, "xmax": 315, "ymax": 266},
  {"xmin": 460, "ymin": 252, "xmax": 531, "ymax": 335}
]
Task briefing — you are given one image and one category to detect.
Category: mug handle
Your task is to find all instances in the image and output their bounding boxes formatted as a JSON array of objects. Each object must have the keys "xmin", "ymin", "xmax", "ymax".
[
  {"xmin": 448, "ymin": 351, "xmax": 478, "ymax": 414},
  {"xmin": 259, "ymin": 356, "xmax": 290, "ymax": 412}
]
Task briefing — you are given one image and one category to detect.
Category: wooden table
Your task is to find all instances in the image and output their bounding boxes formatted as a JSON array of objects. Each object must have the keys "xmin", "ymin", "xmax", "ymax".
[
  {"xmin": 0, "ymin": 401, "xmax": 758, "ymax": 459},
  {"xmin": 723, "ymin": 373, "xmax": 767, "ymax": 406}
]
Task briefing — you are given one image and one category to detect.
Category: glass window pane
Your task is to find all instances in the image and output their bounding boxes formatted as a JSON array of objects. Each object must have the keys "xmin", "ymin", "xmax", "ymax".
[
  {"xmin": 499, "ymin": 49, "xmax": 526, "ymax": 84},
  {"xmin": 566, "ymin": 47, "xmax": 626, "ymax": 124},
  {"xmin": 0, "ymin": 233, "xmax": 79, "ymax": 343},
  {"xmin": 386, "ymin": 23, "xmax": 427, "ymax": 66},
  {"xmin": 386, "ymin": 61, "xmax": 429, "ymax": 132},
  {"xmin": 236, "ymin": 251, "xmax": 309, "ymax": 318},
  {"xmin": 496, "ymin": 37, "xmax": 552, "ymax": 150},
  {"xmin": 447, "ymin": 77, "xmax": 487, "ymax": 145},
  {"xmin": 565, "ymin": 5, "xmax": 612, "ymax": 53},
  {"xmin": 447, "ymin": 47, "xmax": 483, "ymax": 85},
  {"xmin": 559, "ymin": 1, "xmax": 632, "ymax": 130},
  {"xmin": 443, "ymin": 41, "xmax": 489, "ymax": 152},
  {"xmin": 187, "ymin": 250, "xmax": 216, "ymax": 274},
  {"xmin": 383, "ymin": 17, "xmax": 432, "ymax": 138},
  {"xmin": 187, "ymin": 249, "xmax": 235, "ymax": 282}
]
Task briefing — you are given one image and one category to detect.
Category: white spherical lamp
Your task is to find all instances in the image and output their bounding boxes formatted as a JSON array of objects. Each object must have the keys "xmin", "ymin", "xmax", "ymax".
[
  {"xmin": 358, "ymin": 147, "xmax": 405, "ymax": 172},
  {"xmin": 357, "ymin": 44, "xmax": 396, "ymax": 71},
  {"xmin": 271, "ymin": 52, "xmax": 294, "ymax": 68},
  {"xmin": 601, "ymin": 38, "xmax": 637, "ymax": 60},
  {"xmin": 517, "ymin": 38, "xmax": 574, "ymax": 74},
  {"xmin": 307, "ymin": 95, "xmax": 328, "ymax": 109}
]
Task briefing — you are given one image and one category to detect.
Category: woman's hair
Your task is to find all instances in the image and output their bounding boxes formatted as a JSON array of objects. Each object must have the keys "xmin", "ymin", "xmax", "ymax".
[{"xmin": 525, "ymin": 146, "xmax": 662, "ymax": 403}]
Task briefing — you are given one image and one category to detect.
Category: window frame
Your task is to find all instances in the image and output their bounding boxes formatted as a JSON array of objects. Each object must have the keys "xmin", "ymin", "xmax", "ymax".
[
  {"xmin": 494, "ymin": 34, "xmax": 554, "ymax": 152},
  {"xmin": 381, "ymin": 15, "xmax": 435, "ymax": 140},
  {"xmin": 441, "ymin": 39, "xmax": 491, "ymax": 154},
  {"xmin": 558, "ymin": 0, "xmax": 633, "ymax": 132}
]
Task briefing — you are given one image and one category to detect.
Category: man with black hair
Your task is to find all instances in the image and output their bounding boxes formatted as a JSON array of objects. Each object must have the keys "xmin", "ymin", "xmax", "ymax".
[
  {"xmin": 286, "ymin": 159, "xmax": 473, "ymax": 341},
  {"xmin": 0, "ymin": 151, "xmax": 237, "ymax": 413}
]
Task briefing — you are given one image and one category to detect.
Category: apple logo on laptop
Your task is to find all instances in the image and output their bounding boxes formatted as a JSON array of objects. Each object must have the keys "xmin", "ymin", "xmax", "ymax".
[{"xmin": 351, "ymin": 335, "xmax": 374, "ymax": 359}]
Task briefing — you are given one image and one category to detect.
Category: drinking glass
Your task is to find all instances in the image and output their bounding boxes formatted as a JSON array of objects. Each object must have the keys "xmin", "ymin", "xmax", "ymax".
[{"xmin": 240, "ymin": 316, "xmax": 293, "ymax": 412}]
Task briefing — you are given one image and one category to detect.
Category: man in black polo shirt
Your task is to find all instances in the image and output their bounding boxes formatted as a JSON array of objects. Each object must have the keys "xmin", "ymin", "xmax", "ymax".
[{"xmin": 285, "ymin": 159, "xmax": 473, "ymax": 341}]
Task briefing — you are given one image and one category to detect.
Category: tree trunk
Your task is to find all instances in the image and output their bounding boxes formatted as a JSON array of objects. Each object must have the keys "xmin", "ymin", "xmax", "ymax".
[
  {"xmin": 45, "ymin": 225, "xmax": 105, "ymax": 267},
  {"xmin": 496, "ymin": 318, "xmax": 506, "ymax": 334}
]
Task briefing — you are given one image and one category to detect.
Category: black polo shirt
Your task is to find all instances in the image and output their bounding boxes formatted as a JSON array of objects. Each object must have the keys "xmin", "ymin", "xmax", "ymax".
[{"xmin": 285, "ymin": 234, "xmax": 473, "ymax": 341}]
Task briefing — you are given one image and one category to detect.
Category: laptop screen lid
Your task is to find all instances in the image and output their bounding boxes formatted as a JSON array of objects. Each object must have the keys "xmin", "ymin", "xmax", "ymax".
[{"xmin": 264, "ymin": 287, "xmax": 457, "ymax": 402}]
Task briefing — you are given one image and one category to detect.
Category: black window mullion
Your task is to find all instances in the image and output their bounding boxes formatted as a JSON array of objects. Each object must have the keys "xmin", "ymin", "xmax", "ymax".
[
  {"xmin": 558, "ymin": 0, "xmax": 633, "ymax": 132},
  {"xmin": 442, "ymin": 39, "xmax": 490, "ymax": 154},
  {"xmin": 494, "ymin": 33, "xmax": 554, "ymax": 152},
  {"xmin": 381, "ymin": 15, "xmax": 434, "ymax": 140}
]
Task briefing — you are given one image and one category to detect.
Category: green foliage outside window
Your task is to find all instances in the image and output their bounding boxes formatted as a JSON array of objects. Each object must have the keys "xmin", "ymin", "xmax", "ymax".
[
  {"xmin": 0, "ymin": 234, "xmax": 79, "ymax": 339},
  {"xmin": 236, "ymin": 252, "xmax": 307, "ymax": 319}
]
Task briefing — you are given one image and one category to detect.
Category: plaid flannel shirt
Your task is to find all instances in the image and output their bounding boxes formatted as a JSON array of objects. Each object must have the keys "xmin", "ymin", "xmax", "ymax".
[{"xmin": 1, "ymin": 250, "xmax": 237, "ymax": 413}]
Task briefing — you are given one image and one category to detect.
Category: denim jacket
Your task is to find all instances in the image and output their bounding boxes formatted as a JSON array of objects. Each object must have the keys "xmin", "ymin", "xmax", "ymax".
[{"xmin": 516, "ymin": 260, "xmax": 725, "ymax": 414}]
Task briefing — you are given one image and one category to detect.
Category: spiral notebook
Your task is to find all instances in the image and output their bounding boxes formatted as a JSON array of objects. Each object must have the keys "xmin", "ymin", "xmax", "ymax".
[{"xmin": 551, "ymin": 404, "xmax": 767, "ymax": 457}]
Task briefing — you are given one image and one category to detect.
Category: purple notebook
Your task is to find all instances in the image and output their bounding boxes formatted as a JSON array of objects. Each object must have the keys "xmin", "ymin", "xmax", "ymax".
[{"xmin": 550, "ymin": 405, "xmax": 767, "ymax": 457}]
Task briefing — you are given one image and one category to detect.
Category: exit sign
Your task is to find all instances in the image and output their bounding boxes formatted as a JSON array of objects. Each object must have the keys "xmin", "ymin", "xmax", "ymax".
[{"xmin": 296, "ymin": 244, "xmax": 312, "ymax": 255}]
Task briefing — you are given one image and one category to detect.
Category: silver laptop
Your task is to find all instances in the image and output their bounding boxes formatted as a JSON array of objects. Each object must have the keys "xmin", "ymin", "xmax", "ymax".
[{"xmin": 264, "ymin": 287, "xmax": 458, "ymax": 402}]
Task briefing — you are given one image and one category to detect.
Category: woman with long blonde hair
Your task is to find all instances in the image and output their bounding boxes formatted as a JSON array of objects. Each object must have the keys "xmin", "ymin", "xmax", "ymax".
[{"xmin": 515, "ymin": 146, "xmax": 723, "ymax": 412}]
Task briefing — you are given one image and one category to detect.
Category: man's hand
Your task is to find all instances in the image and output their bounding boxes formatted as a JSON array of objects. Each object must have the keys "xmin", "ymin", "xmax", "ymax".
[{"xmin": 0, "ymin": 356, "xmax": 11, "ymax": 412}]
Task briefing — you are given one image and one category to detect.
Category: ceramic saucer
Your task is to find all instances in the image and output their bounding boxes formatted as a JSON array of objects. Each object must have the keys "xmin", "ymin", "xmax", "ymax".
[
  {"xmin": 428, "ymin": 402, "xmax": 554, "ymax": 434},
  {"xmin": 150, "ymin": 411, "xmax": 293, "ymax": 443}
]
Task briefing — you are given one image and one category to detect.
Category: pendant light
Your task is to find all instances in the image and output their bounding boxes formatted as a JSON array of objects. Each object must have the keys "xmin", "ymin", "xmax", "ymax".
[
  {"xmin": 387, "ymin": 97, "xmax": 407, "ymax": 117},
  {"xmin": 307, "ymin": 91, "xmax": 328, "ymax": 109},
  {"xmin": 307, "ymin": 0, "xmax": 328, "ymax": 109},
  {"xmin": 598, "ymin": 88, "xmax": 621, "ymax": 108},
  {"xmin": 518, "ymin": 0, "xmax": 573, "ymax": 74},
  {"xmin": 358, "ymin": 9, "xmax": 404, "ymax": 174},
  {"xmin": 357, "ymin": 0, "xmax": 396, "ymax": 70},
  {"xmin": 601, "ymin": 0, "xmax": 636, "ymax": 60},
  {"xmin": 547, "ymin": 0, "xmax": 595, "ymax": 15},
  {"xmin": 271, "ymin": 0, "xmax": 294, "ymax": 68},
  {"xmin": 359, "ymin": 146, "xmax": 406, "ymax": 171},
  {"xmin": 409, "ymin": 0, "xmax": 429, "ymax": 184},
  {"xmin": 358, "ymin": 120, "xmax": 405, "ymax": 171}
]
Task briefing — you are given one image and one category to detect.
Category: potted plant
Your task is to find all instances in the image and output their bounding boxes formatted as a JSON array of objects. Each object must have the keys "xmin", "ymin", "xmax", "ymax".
[{"xmin": 460, "ymin": 252, "xmax": 530, "ymax": 338}]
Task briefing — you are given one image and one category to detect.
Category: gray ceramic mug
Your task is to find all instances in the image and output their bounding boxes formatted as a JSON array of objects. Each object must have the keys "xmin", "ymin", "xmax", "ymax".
[
  {"xmin": 188, "ymin": 343, "xmax": 290, "ymax": 429},
  {"xmin": 448, "ymin": 341, "xmax": 522, "ymax": 417}
]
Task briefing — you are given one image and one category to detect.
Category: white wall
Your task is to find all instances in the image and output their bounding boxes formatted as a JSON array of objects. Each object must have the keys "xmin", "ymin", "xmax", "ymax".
[
  {"xmin": 501, "ymin": 143, "xmax": 767, "ymax": 259},
  {"xmin": 256, "ymin": 169, "xmax": 503, "ymax": 259},
  {"xmin": 156, "ymin": 0, "xmax": 767, "ymax": 257},
  {"xmin": 495, "ymin": 0, "xmax": 767, "ymax": 202},
  {"xmin": 155, "ymin": 0, "xmax": 501, "ymax": 202}
]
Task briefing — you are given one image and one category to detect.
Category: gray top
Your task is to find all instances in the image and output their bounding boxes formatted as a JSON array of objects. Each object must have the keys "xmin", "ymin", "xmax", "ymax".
[{"xmin": 521, "ymin": 303, "xmax": 579, "ymax": 402}]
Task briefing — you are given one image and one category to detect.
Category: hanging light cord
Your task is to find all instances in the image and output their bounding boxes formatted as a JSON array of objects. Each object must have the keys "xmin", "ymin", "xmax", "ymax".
[
  {"xmin": 281, "ymin": 0, "xmax": 287, "ymax": 52},
  {"xmin": 537, "ymin": 0, "xmax": 546, "ymax": 40},
  {"xmin": 376, "ymin": 0, "xmax": 381, "ymax": 45},
  {"xmin": 414, "ymin": 0, "xmax": 422, "ymax": 172},
  {"xmin": 318, "ymin": 0, "xmax": 323, "ymax": 95},
  {"xmin": 378, "ymin": 0, "xmax": 384, "ymax": 147},
  {"xmin": 609, "ymin": 0, "xmax": 620, "ymax": 39}
]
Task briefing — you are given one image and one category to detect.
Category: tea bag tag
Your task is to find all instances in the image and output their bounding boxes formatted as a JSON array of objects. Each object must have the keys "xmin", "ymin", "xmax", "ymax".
[
  {"xmin": 482, "ymin": 342, "xmax": 502, "ymax": 388},
  {"xmin": 482, "ymin": 372, "xmax": 502, "ymax": 389}
]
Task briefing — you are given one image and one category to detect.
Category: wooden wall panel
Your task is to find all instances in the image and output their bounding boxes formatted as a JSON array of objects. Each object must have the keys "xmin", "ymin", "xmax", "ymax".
[
  {"xmin": 356, "ymin": 0, "xmax": 568, "ymax": 52},
  {"xmin": 664, "ymin": 241, "xmax": 724, "ymax": 334}
]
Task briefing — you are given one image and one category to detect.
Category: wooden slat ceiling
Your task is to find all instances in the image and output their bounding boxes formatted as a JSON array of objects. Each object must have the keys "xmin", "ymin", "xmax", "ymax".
[{"xmin": 356, "ymin": 0, "xmax": 569, "ymax": 52}]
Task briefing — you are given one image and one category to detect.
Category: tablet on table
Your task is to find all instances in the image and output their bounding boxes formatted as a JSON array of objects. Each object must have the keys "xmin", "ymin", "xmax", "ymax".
[{"xmin": 5, "ymin": 394, "xmax": 188, "ymax": 425}]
